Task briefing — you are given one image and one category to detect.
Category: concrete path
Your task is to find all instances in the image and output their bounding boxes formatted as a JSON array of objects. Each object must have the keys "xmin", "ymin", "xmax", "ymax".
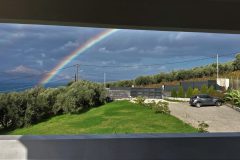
[{"xmin": 168, "ymin": 102, "xmax": 240, "ymax": 132}]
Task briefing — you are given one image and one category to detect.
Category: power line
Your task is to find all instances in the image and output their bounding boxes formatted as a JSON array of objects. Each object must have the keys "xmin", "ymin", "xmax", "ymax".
[
  {"xmin": 0, "ymin": 52, "xmax": 237, "ymax": 83},
  {"xmin": 79, "ymin": 52, "xmax": 236, "ymax": 68}
]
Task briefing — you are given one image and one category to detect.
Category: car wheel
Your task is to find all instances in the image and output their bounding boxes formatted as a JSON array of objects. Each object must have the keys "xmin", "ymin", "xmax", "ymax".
[
  {"xmin": 215, "ymin": 101, "xmax": 222, "ymax": 107},
  {"xmin": 196, "ymin": 103, "xmax": 201, "ymax": 108}
]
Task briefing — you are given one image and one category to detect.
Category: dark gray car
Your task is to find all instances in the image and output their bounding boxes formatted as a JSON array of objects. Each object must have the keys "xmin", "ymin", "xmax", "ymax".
[{"xmin": 189, "ymin": 94, "xmax": 223, "ymax": 108}]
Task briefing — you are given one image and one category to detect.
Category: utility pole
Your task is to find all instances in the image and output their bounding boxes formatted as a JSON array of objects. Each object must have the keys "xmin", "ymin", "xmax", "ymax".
[
  {"xmin": 76, "ymin": 64, "xmax": 80, "ymax": 81},
  {"xmin": 104, "ymin": 72, "xmax": 106, "ymax": 88},
  {"xmin": 217, "ymin": 54, "xmax": 219, "ymax": 80}
]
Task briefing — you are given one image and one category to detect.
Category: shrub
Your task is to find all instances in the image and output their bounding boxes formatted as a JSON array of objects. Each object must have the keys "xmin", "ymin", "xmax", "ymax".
[
  {"xmin": 198, "ymin": 121, "xmax": 209, "ymax": 133},
  {"xmin": 186, "ymin": 87, "xmax": 193, "ymax": 98},
  {"xmin": 0, "ymin": 93, "xmax": 12, "ymax": 129},
  {"xmin": 200, "ymin": 84, "xmax": 208, "ymax": 94},
  {"xmin": 133, "ymin": 98, "xmax": 170, "ymax": 114},
  {"xmin": 211, "ymin": 90, "xmax": 225, "ymax": 99},
  {"xmin": 177, "ymin": 86, "xmax": 185, "ymax": 98},
  {"xmin": 192, "ymin": 88, "xmax": 200, "ymax": 96},
  {"xmin": 208, "ymin": 85, "xmax": 215, "ymax": 95},
  {"xmin": 134, "ymin": 96, "xmax": 146, "ymax": 105},
  {"xmin": 151, "ymin": 101, "xmax": 170, "ymax": 114},
  {"xmin": 224, "ymin": 90, "xmax": 240, "ymax": 107},
  {"xmin": 23, "ymin": 87, "xmax": 49, "ymax": 126},
  {"xmin": 54, "ymin": 81, "xmax": 107, "ymax": 114},
  {"xmin": 0, "ymin": 92, "xmax": 28, "ymax": 129},
  {"xmin": 0, "ymin": 81, "xmax": 107, "ymax": 130},
  {"xmin": 171, "ymin": 89, "xmax": 177, "ymax": 97}
]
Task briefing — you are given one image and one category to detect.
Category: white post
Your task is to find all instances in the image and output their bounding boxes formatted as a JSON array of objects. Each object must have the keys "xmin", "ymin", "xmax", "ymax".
[
  {"xmin": 217, "ymin": 54, "xmax": 219, "ymax": 80},
  {"xmin": 236, "ymin": 77, "xmax": 239, "ymax": 89},
  {"xmin": 104, "ymin": 73, "xmax": 106, "ymax": 88},
  {"xmin": 76, "ymin": 64, "xmax": 80, "ymax": 81}
]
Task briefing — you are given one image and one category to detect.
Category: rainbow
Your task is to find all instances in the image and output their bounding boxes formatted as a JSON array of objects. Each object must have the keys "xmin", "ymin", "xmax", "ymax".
[{"xmin": 40, "ymin": 29, "xmax": 119, "ymax": 85}]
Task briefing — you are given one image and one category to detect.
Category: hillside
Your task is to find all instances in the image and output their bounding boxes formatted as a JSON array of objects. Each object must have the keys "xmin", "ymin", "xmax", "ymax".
[
  {"xmin": 145, "ymin": 70, "xmax": 240, "ymax": 88},
  {"xmin": 6, "ymin": 101, "xmax": 197, "ymax": 135},
  {"xmin": 106, "ymin": 56, "xmax": 240, "ymax": 88}
]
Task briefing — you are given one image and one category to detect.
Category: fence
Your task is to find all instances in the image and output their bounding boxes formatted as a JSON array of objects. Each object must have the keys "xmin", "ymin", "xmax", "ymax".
[
  {"xmin": 108, "ymin": 87, "xmax": 163, "ymax": 99},
  {"xmin": 107, "ymin": 88, "xmax": 131, "ymax": 99},
  {"xmin": 130, "ymin": 88, "xmax": 162, "ymax": 99},
  {"xmin": 180, "ymin": 80, "xmax": 218, "ymax": 91}
]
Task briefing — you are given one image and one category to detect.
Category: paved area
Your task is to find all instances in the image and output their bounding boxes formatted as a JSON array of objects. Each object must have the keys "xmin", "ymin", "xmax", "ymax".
[{"xmin": 168, "ymin": 102, "xmax": 240, "ymax": 132}]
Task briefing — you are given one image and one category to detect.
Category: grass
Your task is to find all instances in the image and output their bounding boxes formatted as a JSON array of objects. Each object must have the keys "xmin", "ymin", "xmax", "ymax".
[{"xmin": 6, "ymin": 101, "xmax": 198, "ymax": 135}]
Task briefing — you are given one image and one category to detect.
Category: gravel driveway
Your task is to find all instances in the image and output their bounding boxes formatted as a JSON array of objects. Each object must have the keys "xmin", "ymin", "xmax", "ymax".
[{"xmin": 168, "ymin": 102, "xmax": 240, "ymax": 132}]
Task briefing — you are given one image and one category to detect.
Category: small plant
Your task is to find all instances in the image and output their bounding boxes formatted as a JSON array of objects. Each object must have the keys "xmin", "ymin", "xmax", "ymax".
[
  {"xmin": 171, "ymin": 89, "xmax": 177, "ymax": 97},
  {"xmin": 177, "ymin": 86, "xmax": 185, "ymax": 98},
  {"xmin": 200, "ymin": 84, "xmax": 208, "ymax": 94},
  {"xmin": 198, "ymin": 121, "xmax": 209, "ymax": 133},
  {"xmin": 224, "ymin": 90, "xmax": 240, "ymax": 107},
  {"xmin": 134, "ymin": 98, "xmax": 170, "ymax": 114},
  {"xmin": 134, "ymin": 96, "xmax": 146, "ymax": 105},
  {"xmin": 192, "ymin": 88, "xmax": 200, "ymax": 96},
  {"xmin": 151, "ymin": 101, "xmax": 170, "ymax": 114},
  {"xmin": 144, "ymin": 100, "xmax": 155, "ymax": 109},
  {"xmin": 186, "ymin": 87, "xmax": 193, "ymax": 98},
  {"xmin": 207, "ymin": 85, "xmax": 215, "ymax": 95}
]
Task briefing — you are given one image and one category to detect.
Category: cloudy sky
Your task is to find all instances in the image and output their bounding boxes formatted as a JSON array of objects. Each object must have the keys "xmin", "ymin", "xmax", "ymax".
[{"xmin": 0, "ymin": 23, "xmax": 240, "ymax": 87}]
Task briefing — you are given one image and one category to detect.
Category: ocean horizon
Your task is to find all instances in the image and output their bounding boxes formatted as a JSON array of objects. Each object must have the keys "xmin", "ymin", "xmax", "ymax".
[{"xmin": 0, "ymin": 82, "xmax": 67, "ymax": 93}]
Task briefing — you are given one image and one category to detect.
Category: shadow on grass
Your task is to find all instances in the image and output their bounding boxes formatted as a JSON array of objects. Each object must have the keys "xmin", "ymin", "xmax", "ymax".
[
  {"xmin": 0, "ymin": 128, "xmax": 15, "ymax": 135},
  {"xmin": 0, "ymin": 105, "xmax": 101, "ymax": 135}
]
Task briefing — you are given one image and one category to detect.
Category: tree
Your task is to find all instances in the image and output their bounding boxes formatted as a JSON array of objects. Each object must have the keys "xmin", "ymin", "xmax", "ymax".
[
  {"xmin": 177, "ymin": 86, "xmax": 185, "ymax": 98},
  {"xmin": 171, "ymin": 89, "xmax": 177, "ymax": 97},
  {"xmin": 53, "ymin": 81, "xmax": 107, "ymax": 114},
  {"xmin": 186, "ymin": 87, "xmax": 193, "ymax": 98},
  {"xmin": 135, "ymin": 76, "xmax": 154, "ymax": 86},
  {"xmin": 233, "ymin": 53, "xmax": 240, "ymax": 71},
  {"xmin": 200, "ymin": 84, "xmax": 208, "ymax": 94}
]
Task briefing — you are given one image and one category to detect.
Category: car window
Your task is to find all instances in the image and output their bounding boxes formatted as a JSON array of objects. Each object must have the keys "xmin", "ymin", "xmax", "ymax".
[{"xmin": 199, "ymin": 95, "xmax": 210, "ymax": 98}]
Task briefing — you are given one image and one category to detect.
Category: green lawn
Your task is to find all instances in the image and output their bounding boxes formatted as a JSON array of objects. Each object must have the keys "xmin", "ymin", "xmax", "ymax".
[{"xmin": 7, "ymin": 101, "xmax": 198, "ymax": 135}]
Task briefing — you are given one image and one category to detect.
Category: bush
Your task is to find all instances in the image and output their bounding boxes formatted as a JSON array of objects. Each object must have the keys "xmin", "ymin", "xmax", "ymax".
[
  {"xmin": 225, "ymin": 90, "xmax": 240, "ymax": 107},
  {"xmin": 133, "ymin": 98, "xmax": 170, "ymax": 114},
  {"xmin": 134, "ymin": 96, "xmax": 146, "ymax": 105},
  {"xmin": 192, "ymin": 88, "xmax": 200, "ymax": 96},
  {"xmin": 0, "ymin": 93, "xmax": 13, "ymax": 129},
  {"xmin": 198, "ymin": 121, "xmax": 209, "ymax": 133},
  {"xmin": 208, "ymin": 85, "xmax": 215, "ymax": 95},
  {"xmin": 53, "ymin": 81, "xmax": 107, "ymax": 114},
  {"xmin": 186, "ymin": 87, "xmax": 193, "ymax": 98},
  {"xmin": 0, "ymin": 81, "xmax": 107, "ymax": 130},
  {"xmin": 177, "ymin": 86, "xmax": 185, "ymax": 98},
  {"xmin": 0, "ymin": 92, "xmax": 28, "ymax": 129},
  {"xmin": 171, "ymin": 89, "xmax": 177, "ymax": 97},
  {"xmin": 23, "ymin": 87, "xmax": 49, "ymax": 126},
  {"xmin": 200, "ymin": 84, "xmax": 208, "ymax": 94},
  {"xmin": 151, "ymin": 101, "xmax": 170, "ymax": 114}
]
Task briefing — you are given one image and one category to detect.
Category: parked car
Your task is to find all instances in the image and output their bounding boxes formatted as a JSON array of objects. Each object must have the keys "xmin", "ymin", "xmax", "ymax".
[{"xmin": 189, "ymin": 94, "xmax": 223, "ymax": 107}]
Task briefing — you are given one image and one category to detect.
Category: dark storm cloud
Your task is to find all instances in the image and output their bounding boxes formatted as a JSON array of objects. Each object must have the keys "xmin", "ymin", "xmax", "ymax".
[{"xmin": 0, "ymin": 23, "xmax": 240, "ymax": 82}]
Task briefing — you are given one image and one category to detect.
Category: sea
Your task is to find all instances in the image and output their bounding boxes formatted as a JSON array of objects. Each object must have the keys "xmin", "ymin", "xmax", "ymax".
[{"xmin": 0, "ymin": 82, "xmax": 67, "ymax": 93}]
